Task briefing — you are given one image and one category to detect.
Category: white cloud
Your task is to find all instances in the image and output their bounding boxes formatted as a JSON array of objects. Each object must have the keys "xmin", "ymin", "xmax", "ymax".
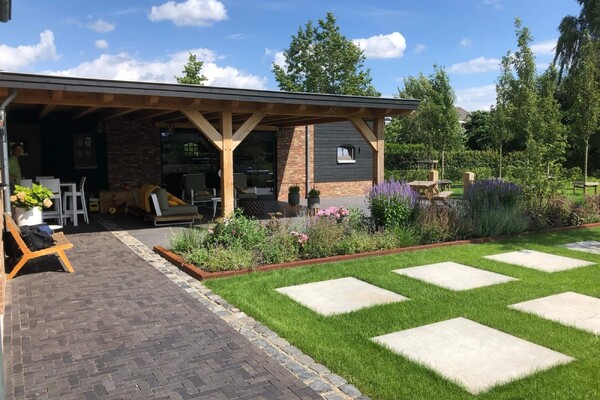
[
  {"xmin": 448, "ymin": 57, "xmax": 500, "ymax": 74},
  {"xmin": 0, "ymin": 30, "xmax": 59, "ymax": 71},
  {"xmin": 227, "ymin": 33, "xmax": 245, "ymax": 40},
  {"xmin": 95, "ymin": 40, "xmax": 109, "ymax": 49},
  {"xmin": 46, "ymin": 48, "xmax": 267, "ymax": 89},
  {"xmin": 455, "ymin": 84, "xmax": 496, "ymax": 111},
  {"xmin": 483, "ymin": 0, "xmax": 505, "ymax": 10},
  {"xmin": 149, "ymin": 0, "xmax": 228, "ymax": 27},
  {"xmin": 531, "ymin": 39, "xmax": 556, "ymax": 56},
  {"xmin": 459, "ymin": 38, "xmax": 473, "ymax": 47},
  {"xmin": 265, "ymin": 48, "xmax": 286, "ymax": 69},
  {"xmin": 352, "ymin": 32, "xmax": 407, "ymax": 59},
  {"xmin": 87, "ymin": 18, "xmax": 116, "ymax": 33},
  {"xmin": 414, "ymin": 44, "xmax": 426, "ymax": 54}
]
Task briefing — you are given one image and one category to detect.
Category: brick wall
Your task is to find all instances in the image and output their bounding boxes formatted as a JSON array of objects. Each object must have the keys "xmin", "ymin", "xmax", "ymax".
[
  {"xmin": 276, "ymin": 125, "xmax": 314, "ymax": 201},
  {"xmin": 105, "ymin": 118, "xmax": 161, "ymax": 188},
  {"xmin": 314, "ymin": 180, "xmax": 372, "ymax": 198}
]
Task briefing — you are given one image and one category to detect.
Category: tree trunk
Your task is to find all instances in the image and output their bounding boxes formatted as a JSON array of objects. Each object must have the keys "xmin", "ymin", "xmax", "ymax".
[
  {"xmin": 441, "ymin": 145, "xmax": 445, "ymax": 181},
  {"xmin": 499, "ymin": 144, "xmax": 503, "ymax": 179},
  {"xmin": 584, "ymin": 138, "xmax": 589, "ymax": 183}
]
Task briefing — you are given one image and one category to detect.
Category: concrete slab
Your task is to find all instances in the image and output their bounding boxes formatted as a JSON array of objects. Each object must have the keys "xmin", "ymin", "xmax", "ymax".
[
  {"xmin": 560, "ymin": 240, "xmax": 600, "ymax": 255},
  {"xmin": 510, "ymin": 292, "xmax": 600, "ymax": 335},
  {"xmin": 484, "ymin": 249, "xmax": 595, "ymax": 272},
  {"xmin": 392, "ymin": 262, "xmax": 517, "ymax": 291},
  {"xmin": 275, "ymin": 277, "xmax": 409, "ymax": 316},
  {"xmin": 371, "ymin": 317, "xmax": 574, "ymax": 394}
]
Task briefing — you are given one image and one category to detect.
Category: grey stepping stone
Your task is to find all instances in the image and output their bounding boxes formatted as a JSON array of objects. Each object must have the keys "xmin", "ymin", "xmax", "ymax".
[
  {"xmin": 393, "ymin": 262, "xmax": 517, "ymax": 290},
  {"xmin": 484, "ymin": 249, "xmax": 594, "ymax": 272},
  {"xmin": 560, "ymin": 240, "xmax": 600, "ymax": 255},
  {"xmin": 276, "ymin": 277, "xmax": 408, "ymax": 316},
  {"xmin": 510, "ymin": 291, "xmax": 600, "ymax": 335},
  {"xmin": 371, "ymin": 317, "xmax": 573, "ymax": 394}
]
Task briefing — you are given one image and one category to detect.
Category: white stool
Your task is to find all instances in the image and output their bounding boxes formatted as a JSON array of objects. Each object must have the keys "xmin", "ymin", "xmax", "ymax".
[
  {"xmin": 63, "ymin": 177, "xmax": 89, "ymax": 224},
  {"xmin": 212, "ymin": 197, "xmax": 221, "ymax": 218}
]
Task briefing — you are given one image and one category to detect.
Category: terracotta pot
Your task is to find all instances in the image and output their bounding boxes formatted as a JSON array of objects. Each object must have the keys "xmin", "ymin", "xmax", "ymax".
[{"xmin": 13, "ymin": 206, "xmax": 43, "ymax": 227}]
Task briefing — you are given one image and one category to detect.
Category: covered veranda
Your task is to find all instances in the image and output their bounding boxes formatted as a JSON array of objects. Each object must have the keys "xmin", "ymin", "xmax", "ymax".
[{"xmin": 0, "ymin": 72, "xmax": 419, "ymax": 217}]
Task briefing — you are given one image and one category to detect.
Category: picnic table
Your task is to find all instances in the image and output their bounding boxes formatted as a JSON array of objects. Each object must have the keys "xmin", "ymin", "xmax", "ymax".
[{"xmin": 408, "ymin": 180, "xmax": 439, "ymax": 199}]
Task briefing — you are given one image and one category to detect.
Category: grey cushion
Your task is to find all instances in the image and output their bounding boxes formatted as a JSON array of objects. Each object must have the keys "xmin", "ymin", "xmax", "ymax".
[
  {"xmin": 161, "ymin": 204, "xmax": 198, "ymax": 215},
  {"xmin": 153, "ymin": 188, "xmax": 170, "ymax": 211}
]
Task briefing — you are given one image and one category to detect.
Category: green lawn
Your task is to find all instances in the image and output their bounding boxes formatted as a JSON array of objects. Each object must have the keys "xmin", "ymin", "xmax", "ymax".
[{"xmin": 205, "ymin": 227, "xmax": 600, "ymax": 400}]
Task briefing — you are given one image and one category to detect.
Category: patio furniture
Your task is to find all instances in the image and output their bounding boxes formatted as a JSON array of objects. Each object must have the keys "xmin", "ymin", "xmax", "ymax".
[
  {"xmin": 39, "ymin": 178, "xmax": 64, "ymax": 225},
  {"xmin": 4, "ymin": 212, "xmax": 74, "ymax": 280},
  {"xmin": 19, "ymin": 178, "xmax": 33, "ymax": 188},
  {"xmin": 408, "ymin": 180, "xmax": 439, "ymax": 200},
  {"xmin": 147, "ymin": 188, "xmax": 201, "ymax": 227},
  {"xmin": 438, "ymin": 179, "xmax": 452, "ymax": 191},
  {"xmin": 182, "ymin": 173, "xmax": 216, "ymax": 206},
  {"xmin": 573, "ymin": 181, "xmax": 599, "ymax": 195},
  {"xmin": 62, "ymin": 177, "xmax": 89, "ymax": 225},
  {"xmin": 233, "ymin": 173, "xmax": 258, "ymax": 200},
  {"xmin": 238, "ymin": 198, "xmax": 265, "ymax": 217}
]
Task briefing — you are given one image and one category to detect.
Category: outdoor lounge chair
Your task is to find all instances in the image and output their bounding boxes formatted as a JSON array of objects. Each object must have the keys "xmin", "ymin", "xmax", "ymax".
[
  {"xmin": 182, "ymin": 173, "xmax": 216, "ymax": 206},
  {"xmin": 233, "ymin": 173, "xmax": 258, "ymax": 200},
  {"xmin": 147, "ymin": 188, "xmax": 202, "ymax": 226}
]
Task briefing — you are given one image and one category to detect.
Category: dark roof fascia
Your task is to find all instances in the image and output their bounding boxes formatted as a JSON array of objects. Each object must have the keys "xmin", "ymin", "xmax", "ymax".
[
  {"xmin": 0, "ymin": 72, "xmax": 419, "ymax": 111},
  {"xmin": 0, "ymin": 0, "xmax": 10, "ymax": 22}
]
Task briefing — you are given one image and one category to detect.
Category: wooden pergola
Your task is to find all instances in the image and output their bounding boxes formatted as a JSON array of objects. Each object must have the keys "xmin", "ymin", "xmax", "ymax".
[{"xmin": 0, "ymin": 72, "xmax": 419, "ymax": 216}]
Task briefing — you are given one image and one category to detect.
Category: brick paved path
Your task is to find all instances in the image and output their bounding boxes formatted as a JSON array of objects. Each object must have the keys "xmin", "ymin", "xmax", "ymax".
[{"xmin": 3, "ymin": 231, "xmax": 322, "ymax": 400}]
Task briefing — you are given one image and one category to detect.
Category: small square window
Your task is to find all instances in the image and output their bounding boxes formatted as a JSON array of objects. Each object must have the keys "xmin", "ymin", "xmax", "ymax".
[{"xmin": 337, "ymin": 145, "xmax": 356, "ymax": 164}]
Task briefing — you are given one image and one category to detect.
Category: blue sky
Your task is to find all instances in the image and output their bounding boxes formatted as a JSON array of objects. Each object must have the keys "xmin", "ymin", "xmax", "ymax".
[{"xmin": 0, "ymin": 0, "xmax": 581, "ymax": 110}]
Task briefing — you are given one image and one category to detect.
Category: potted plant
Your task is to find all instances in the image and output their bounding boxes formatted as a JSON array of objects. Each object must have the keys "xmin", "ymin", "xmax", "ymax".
[
  {"xmin": 10, "ymin": 183, "xmax": 54, "ymax": 226},
  {"xmin": 307, "ymin": 187, "xmax": 320, "ymax": 210},
  {"xmin": 288, "ymin": 184, "xmax": 301, "ymax": 206}
]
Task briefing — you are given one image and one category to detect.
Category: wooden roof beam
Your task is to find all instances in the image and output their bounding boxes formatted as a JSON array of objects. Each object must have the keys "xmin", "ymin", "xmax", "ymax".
[
  {"xmin": 51, "ymin": 90, "xmax": 63, "ymax": 101},
  {"xmin": 38, "ymin": 104, "xmax": 56, "ymax": 119},
  {"xmin": 181, "ymin": 109, "xmax": 223, "ymax": 151},
  {"xmin": 101, "ymin": 93, "xmax": 114, "ymax": 104},
  {"xmin": 104, "ymin": 108, "xmax": 139, "ymax": 120},
  {"xmin": 133, "ymin": 109, "xmax": 177, "ymax": 121},
  {"xmin": 350, "ymin": 117, "xmax": 377, "ymax": 151},
  {"xmin": 145, "ymin": 95, "xmax": 160, "ymax": 105},
  {"xmin": 232, "ymin": 112, "xmax": 266, "ymax": 150},
  {"xmin": 71, "ymin": 107, "xmax": 99, "ymax": 120}
]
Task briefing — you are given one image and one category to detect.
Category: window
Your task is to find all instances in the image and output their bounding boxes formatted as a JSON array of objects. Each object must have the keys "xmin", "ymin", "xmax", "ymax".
[
  {"xmin": 337, "ymin": 145, "xmax": 356, "ymax": 164},
  {"xmin": 73, "ymin": 133, "xmax": 97, "ymax": 169},
  {"xmin": 183, "ymin": 142, "xmax": 199, "ymax": 157}
]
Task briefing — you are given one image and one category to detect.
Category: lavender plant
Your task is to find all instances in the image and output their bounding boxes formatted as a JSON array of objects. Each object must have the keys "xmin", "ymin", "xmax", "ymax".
[
  {"xmin": 468, "ymin": 178, "xmax": 522, "ymax": 211},
  {"xmin": 368, "ymin": 179, "xmax": 419, "ymax": 228}
]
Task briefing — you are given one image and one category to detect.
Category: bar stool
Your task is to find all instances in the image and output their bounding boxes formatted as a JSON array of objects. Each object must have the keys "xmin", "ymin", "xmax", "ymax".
[
  {"xmin": 19, "ymin": 178, "xmax": 33, "ymax": 188},
  {"xmin": 63, "ymin": 176, "xmax": 89, "ymax": 224},
  {"xmin": 39, "ymin": 178, "xmax": 64, "ymax": 225}
]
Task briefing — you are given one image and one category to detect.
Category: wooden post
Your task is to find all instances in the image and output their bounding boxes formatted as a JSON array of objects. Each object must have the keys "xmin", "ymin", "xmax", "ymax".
[
  {"xmin": 220, "ymin": 111, "xmax": 234, "ymax": 217},
  {"xmin": 463, "ymin": 171, "xmax": 475, "ymax": 199},
  {"xmin": 373, "ymin": 116, "xmax": 385, "ymax": 185},
  {"xmin": 428, "ymin": 169, "xmax": 439, "ymax": 191}
]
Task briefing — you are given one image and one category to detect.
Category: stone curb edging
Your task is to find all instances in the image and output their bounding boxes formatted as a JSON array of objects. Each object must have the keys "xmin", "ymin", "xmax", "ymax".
[
  {"xmin": 93, "ymin": 215, "xmax": 368, "ymax": 400},
  {"xmin": 154, "ymin": 221, "xmax": 600, "ymax": 281}
]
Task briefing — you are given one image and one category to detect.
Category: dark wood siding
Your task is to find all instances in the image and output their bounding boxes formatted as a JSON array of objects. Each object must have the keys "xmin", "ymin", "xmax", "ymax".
[{"xmin": 314, "ymin": 121, "xmax": 373, "ymax": 182}]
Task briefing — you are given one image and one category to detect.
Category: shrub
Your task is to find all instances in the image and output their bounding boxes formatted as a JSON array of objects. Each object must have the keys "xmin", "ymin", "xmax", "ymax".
[
  {"xmin": 202, "ymin": 245, "xmax": 258, "ymax": 272},
  {"xmin": 470, "ymin": 207, "xmax": 529, "ymax": 237},
  {"xmin": 415, "ymin": 203, "xmax": 470, "ymax": 244},
  {"xmin": 170, "ymin": 227, "xmax": 206, "ymax": 253},
  {"xmin": 183, "ymin": 247, "xmax": 209, "ymax": 266},
  {"xmin": 203, "ymin": 210, "xmax": 266, "ymax": 250},
  {"xmin": 368, "ymin": 179, "xmax": 419, "ymax": 228},
  {"xmin": 258, "ymin": 233, "xmax": 299, "ymax": 265},
  {"xmin": 385, "ymin": 169, "xmax": 428, "ymax": 183},
  {"xmin": 468, "ymin": 178, "xmax": 522, "ymax": 211},
  {"xmin": 529, "ymin": 195, "xmax": 572, "ymax": 229},
  {"xmin": 569, "ymin": 195, "xmax": 600, "ymax": 225},
  {"xmin": 302, "ymin": 217, "xmax": 347, "ymax": 258}
]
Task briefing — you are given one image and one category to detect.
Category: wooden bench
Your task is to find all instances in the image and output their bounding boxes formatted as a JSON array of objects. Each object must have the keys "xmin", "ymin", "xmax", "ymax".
[
  {"xmin": 573, "ymin": 181, "xmax": 599, "ymax": 195},
  {"xmin": 4, "ymin": 213, "xmax": 74, "ymax": 280},
  {"xmin": 431, "ymin": 190, "xmax": 453, "ymax": 204}
]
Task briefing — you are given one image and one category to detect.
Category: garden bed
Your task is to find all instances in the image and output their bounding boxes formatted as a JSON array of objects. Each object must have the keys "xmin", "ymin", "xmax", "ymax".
[{"xmin": 154, "ymin": 221, "xmax": 600, "ymax": 281}]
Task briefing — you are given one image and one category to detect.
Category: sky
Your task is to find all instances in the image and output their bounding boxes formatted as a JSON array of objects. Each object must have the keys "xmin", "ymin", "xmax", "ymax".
[{"xmin": 0, "ymin": 0, "xmax": 582, "ymax": 111}]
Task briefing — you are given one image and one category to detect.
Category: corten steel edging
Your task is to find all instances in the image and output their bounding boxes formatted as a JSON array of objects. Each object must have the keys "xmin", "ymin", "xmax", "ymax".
[{"xmin": 154, "ymin": 221, "xmax": 600, "ymax": 281}]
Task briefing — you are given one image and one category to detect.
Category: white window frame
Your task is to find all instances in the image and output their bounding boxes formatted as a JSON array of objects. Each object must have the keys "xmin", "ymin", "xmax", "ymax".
[{"xmin": 337, "ymin": 145, "xmax": 356, "ymax": 164}]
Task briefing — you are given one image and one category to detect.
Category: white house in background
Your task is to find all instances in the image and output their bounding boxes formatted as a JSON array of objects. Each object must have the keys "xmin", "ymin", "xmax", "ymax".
[{"xmin": 455, "ymin": 107, "xmax": 472, "ymax": 128}]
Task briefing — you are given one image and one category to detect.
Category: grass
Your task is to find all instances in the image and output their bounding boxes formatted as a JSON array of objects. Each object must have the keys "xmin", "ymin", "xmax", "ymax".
[{"xmin": 205, "ymin": 227, "xmax": 600, "ymax": 400}]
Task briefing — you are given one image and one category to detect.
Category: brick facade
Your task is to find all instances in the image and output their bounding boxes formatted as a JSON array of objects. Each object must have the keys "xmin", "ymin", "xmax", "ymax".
[
  {"xmin": 105, "ymin": 118, "xmax": 161, "ymax": 188},
  {"xmin": 276, "ymin": 124, "xmax": 373, "ymax": 200}
]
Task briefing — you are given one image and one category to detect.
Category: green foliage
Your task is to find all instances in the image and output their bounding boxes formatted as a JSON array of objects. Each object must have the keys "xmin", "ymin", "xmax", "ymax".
[
  {"xmin": 464, "ymin": 110, "xmax": 493, "ymax": 150},
  {"xmin": 288, "ymin": 185, "xmax": 300, "ymax": 194},
  {"xmin": 384, "ymin": 143, "xmax": 428, "ymax": 170},
  {"xmin": 415, "ymin": 203, "xmax": 470, "ymax": 244},
  {"xmin": 202, "ymin": 245, "xmax": 258, "ymax": 272},
  {"xmin": 272, "ymin": 12, "xmax": 379, "ymax": 96},
  {"xmin": 10, "ymin": 184, "xmax": 54, "ymax": 210},
  {"xmin": 175, "ymin": 53, "xmax": 207, "ymax": 85},
  {"xmin": 307, "ymin": 187, "xmax": 320, "ymax": 198},
  {"xmin": 204, "ymin": 210, "xmax": 267, "ymax": 250},
  {"xmin": 169, "ymin": 227, "xmax": 206, "ymax": 253},
  {"xmin": 570, "ymin": 195, "xmax": 600, "ymax": 225},
  {"xmin": 368, "ymin": 180, "xmax": 419, "ymax": 229}
]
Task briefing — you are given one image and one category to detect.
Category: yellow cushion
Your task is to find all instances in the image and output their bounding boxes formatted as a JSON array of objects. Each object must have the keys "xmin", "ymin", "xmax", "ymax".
[
  {"xmin": 167, "ymin": 193, "xmax": 186, "ymax": 205},
  {"xmin": 168, "ymin": 200, "xmax": 178, "ymax": 206}
]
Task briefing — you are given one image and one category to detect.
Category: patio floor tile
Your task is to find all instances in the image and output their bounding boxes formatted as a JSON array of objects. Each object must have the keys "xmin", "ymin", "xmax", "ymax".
[
  {"xmin": 484, "ymin": 249, "xmax": 595, "ymax": 272},
  {"xmin": 275, "ymin": 277, "xmax": 409, "ymax": 316},
  {"xmin": 560, "ymin": 240, "xmax": 600, "ymax": 255},
  {"xmin": 510, "ymin": 291, "xmax": 600, "ymax": 335},
  {"xmin": 392, "ymin": 262, "xmax": 517, "ymax": 291},
  {"xmin": 371, "ymin": 317, "xmax": 574, "ymax": 394}
]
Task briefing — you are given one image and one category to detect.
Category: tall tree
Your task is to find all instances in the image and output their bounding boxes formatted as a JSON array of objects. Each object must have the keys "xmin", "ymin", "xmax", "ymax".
[
  {"xmin": 273, "ymin": 12, "xmax": 379, "ymax": 96},
  {"xmin": 566, "ymin": 36, "xmax": 600, "ymax": 183},
  {"xmin": 491, "ymin": 52, "xmax": 515, "ymax": 178},
  {"xmin": 554, "ymin": 0, "xmax": 600, "ymax": 80},
  {"xmin": 175, "ymin": 53, "xmax": 207, "ymax": 85},
  {"xmin": 464, "ymin": 110, "xmax": 493, "ymax": 150},
  {"xmin": 386, "ymin": 73, "xmax": 431, "ymax": 145}
]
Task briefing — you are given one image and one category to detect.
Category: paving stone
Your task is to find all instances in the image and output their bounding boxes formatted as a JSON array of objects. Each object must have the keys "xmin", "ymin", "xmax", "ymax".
[
  {"xmin": 372, "ymin": 317, "xmax": 574, "ymax": 394},
  {"xmin": 510, "ymin": 291, "xmax": 600, "ymax": 335},
  {"xmin": 393, "ymin": 262, "xmax": 517, "ymax": 290},
  {"xmin": 3, "ymin": 230, "xmax": 322, "ymax": 400},
  {"xmin": 560, "ymin": 240, "xmax": 600, "ymax": 255},
  {"xmin": 275, "ymin": 277, "xmax": 408, "ymax": 316},
  {"xmin": 484, "ymin": 249, "xmax": 594, "ymax": 272}
]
